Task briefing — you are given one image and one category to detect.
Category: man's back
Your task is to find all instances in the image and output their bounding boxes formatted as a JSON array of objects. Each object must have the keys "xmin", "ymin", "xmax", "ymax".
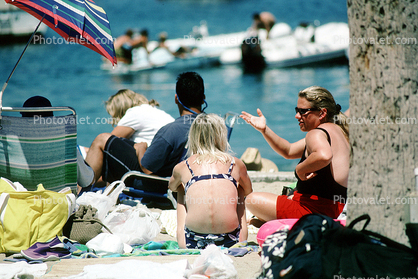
[{"xmin": 141, "ymin": 114, "xmax": 198, "ymax": 177}]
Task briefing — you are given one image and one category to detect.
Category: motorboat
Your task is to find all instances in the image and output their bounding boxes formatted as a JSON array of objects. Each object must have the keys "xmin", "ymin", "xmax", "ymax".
[
  {"xmin": 101, "ymin": 22, "xmax": 292, "ymax": 74},
  {"xmin": 0, "ymin": 4, "xmax": 48, "ymax": 43},
  {"xmin": 102, "ymin": 21, "xmax": 349, "ymax": 74},
  {"xmin": 222, "ymin": 22, "xmax": 349, "ymax": 71}
]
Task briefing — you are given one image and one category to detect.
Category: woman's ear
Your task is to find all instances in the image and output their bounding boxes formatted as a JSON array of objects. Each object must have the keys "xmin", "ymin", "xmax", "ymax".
[{"xmin": 319, "ymin": 108, "xmax": 328, "ymax": 121}]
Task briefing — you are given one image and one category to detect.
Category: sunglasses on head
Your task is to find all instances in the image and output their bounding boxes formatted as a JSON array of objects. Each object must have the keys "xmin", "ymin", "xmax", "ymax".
[{"xmin": 295, "ymin": 107, "xmax": 318, "ymax": 115}]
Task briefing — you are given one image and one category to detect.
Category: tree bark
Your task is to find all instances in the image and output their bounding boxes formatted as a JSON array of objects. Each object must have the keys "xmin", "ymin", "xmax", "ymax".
[{"xmin": 347, "ymin": 0, "xmax": 418, "ymax": 245}]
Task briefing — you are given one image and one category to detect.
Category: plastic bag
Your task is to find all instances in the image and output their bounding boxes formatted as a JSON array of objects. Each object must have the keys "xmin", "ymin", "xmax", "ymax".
[
  {"xmin": 86, "ymin": 233, "xmax": 131, "ymax": 255},
  {"xmin": 102, "ymin": 204, "xmax": 160, "ymax": 245},
  {"xmin": 185, "ymin": 244, "xmax": 238, "ymax": 279},
  {"xmin": 76, "ymin": 181, "xmax": 125, "ymax": 221}
]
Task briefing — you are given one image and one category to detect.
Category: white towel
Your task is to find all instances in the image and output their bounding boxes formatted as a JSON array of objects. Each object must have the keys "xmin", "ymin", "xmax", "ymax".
[{"xmin": 0, "ymin": 261, "xmax": 47, "ymax": 278}]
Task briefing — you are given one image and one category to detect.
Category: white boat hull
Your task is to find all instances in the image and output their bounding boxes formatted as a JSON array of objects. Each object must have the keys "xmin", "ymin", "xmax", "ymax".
[
  {"xmin": 0, "ymin": 5, "xmax": 48, "ymax": 42},
  {"xmin": 223, "ymin": 22, "xmax": 349, "ymax": 68}
]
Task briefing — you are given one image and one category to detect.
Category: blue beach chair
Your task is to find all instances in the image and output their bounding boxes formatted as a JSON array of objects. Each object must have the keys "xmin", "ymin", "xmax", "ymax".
[
  {"xmin": 0, "ymin": 106, "xmax": 77, "ymax": 192},
  {"xmin": 119, "ymin": 112, "xmax": 241, "ymax": 209}
]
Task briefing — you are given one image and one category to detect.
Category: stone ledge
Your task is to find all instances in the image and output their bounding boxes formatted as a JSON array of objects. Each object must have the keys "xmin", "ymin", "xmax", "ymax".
[{"xmin": 248, "ymin": 171, "xmax": 296, "ymax": 183}]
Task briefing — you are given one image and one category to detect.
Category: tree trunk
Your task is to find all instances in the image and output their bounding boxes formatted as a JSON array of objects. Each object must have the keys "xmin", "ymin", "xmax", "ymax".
[{"xmin": 347, "ymin": 0, "xmax": 418, "ymax": 245}]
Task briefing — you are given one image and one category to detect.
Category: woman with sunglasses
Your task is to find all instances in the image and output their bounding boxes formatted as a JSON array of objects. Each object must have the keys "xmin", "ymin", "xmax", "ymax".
[{"xmin": 240, "ymin": 86, "xmax": 349, "ymax": 221}]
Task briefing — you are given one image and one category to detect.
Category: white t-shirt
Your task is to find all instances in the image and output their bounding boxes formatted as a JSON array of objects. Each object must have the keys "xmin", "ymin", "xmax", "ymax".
[{"xmin": 117, "ymin": 104, "xmax": 174, "ymax": 145}]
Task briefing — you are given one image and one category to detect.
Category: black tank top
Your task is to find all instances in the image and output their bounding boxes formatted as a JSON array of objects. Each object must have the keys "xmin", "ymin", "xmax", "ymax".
[{"xmin": 295, "ymin": 128, "xmax": 347, "ymax": 201}]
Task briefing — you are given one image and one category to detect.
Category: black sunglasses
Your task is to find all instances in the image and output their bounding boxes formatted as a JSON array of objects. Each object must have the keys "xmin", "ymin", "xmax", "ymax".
[{"xmin": 295, "ymin": 107, "xmax": 318, "ymax": 115}]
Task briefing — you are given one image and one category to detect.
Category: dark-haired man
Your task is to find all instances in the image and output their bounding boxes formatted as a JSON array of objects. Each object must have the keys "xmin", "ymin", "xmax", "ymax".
[{"xmin": 136, "ymin": 72, "xmax": 207, "ymax": 180}]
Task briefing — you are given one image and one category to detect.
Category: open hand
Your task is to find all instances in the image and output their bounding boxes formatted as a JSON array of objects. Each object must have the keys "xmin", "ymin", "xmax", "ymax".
[{"xmin": 240, "ymin": 108, "xmax": 266, "ymax": 133}]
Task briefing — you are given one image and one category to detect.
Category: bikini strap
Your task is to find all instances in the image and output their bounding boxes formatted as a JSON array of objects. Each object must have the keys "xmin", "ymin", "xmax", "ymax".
[
  {"xmin": 315, "ymin": 127, "xmax": 331, "ymax": 145},
  {"xmin": 185, "ymin": 160, "xmax": 195, "ymax": 176},
  {"xmin": 227, "ymin": 158, "xmax": 235, "ymax": 174}
]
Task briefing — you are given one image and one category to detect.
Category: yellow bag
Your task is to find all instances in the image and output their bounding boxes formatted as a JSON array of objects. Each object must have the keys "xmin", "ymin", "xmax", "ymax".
[{"xmin": 0, "ymin": 178, "xmax": 76, "ymax": 253}]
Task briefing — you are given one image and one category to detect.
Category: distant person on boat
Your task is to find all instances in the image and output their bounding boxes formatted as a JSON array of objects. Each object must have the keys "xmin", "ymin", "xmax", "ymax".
[
  {"xmin": 114, "ymin": 29, "xmax": 134, "ymax": 64},
  {"xmin": 252, "ymin": 12, "xmax": 276, "ymax": 39},
  {"xmin": 77, "ymin": 89, "xmax": 174, "ymax": 190},
  {"xmin": 130, "ymin": 29, "xmax": 150, "ymax": 53},
  {"xmin": 240, "ymin": 86, "xmax": 349, "ymax": 221},
  {"xmin": 21, "ymin": 95, "xmax": 53, "ymax": 117},
  {"xmin": 169, "ymin": 113, "xmax": 252, "ymax": 249},
  {"xmin": 154, "ymin": 32, "xmax": 192, "ymax": 58},
  {"xmin": 112, "ymin": 29, "xmax": 149, "ymax": 64}
]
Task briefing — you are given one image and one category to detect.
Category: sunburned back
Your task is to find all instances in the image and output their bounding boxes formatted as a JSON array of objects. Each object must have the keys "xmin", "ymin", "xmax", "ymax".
[{"xmin": 183, "ymin": 159, "xmax": 241, "ymax": 234}]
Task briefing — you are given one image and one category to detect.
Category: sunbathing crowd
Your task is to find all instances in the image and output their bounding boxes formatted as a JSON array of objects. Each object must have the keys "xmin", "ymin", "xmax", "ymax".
[{"xmin": 72, "ymin": 71, "xmax": 349, "ymax": 249}]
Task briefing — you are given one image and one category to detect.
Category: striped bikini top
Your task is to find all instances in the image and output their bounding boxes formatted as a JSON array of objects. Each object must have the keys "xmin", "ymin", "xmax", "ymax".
[{"xmin": 184, "ymin": 159, "xmax": 238, "ymax": 194}]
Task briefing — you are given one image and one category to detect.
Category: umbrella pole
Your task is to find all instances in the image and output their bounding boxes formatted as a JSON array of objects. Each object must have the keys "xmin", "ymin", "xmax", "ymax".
[{"xmin": 0, "ymin": 14, "xmax": 46, "ymax": 111}]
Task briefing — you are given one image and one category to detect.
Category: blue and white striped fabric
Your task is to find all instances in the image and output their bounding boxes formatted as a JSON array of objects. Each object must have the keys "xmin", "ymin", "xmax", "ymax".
[{"xmin": 0, "ymin": 113, "xmax": 77, "ymax": 192}]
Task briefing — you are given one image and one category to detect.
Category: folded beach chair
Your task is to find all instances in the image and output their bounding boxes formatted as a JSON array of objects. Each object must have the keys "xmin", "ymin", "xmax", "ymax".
[
  {"xmin": 0, "ymin": 106, "xmax": 77, "ymax": 192},
  {"xmin": 119, "ymin": 112, "xmax": 241, "ymax": 209}
]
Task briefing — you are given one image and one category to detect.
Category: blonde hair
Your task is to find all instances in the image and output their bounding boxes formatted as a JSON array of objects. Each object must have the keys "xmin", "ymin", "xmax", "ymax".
[
  {"xmin": 187, "ymin": 113, "xmax": 233, "ymax": 164},
  {"xmin": 105, "ymin": 89, "xmax": 160, "ymax": 126},
  {"xmin": 298, "ymin": 86, "xmax": 349, "ymax": 140}
]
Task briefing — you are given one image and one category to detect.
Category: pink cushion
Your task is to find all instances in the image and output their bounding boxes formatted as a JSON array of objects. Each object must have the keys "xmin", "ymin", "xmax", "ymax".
[
  {"xmin": 256, "ymin": 219, "xmax": 298, "ymax": 246},
  {"xmin": 256, "ymin": 218, "xmax": 346, "ymax": 246}
]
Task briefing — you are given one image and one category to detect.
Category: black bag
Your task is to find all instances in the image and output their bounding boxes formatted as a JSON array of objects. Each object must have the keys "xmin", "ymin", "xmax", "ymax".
[
  {"xmin": 322, "ymin": 214, "xmax": 418, "ymax": 278},
  {"xmin": 258, "ymin": 213, "xmax": 418, "ymax": 279}
]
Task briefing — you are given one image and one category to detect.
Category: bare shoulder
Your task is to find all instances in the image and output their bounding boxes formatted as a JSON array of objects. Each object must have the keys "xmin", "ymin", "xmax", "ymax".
[
  {"xmin": 233, "ymin": 157, "xmax": 250, "ymax": 179},
  {"xmin": 318, "ymin": 123, "xmax": 348, "ymax": 143},
  {"xmin": 172, "ymin": 160, "xmax": 187, "ymax": 175},
  {"xmin": 306, "ymin": 126, "xmax": 330, "ymax": 142},
  {"xmin": 233, "ymin": 157, "xmax": 246, "ymax": 168}
]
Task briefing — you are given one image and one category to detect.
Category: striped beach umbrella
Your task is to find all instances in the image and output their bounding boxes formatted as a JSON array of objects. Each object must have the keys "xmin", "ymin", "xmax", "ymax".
[{"xmin": 4, "ymin": 0, "xmax": 117, "ymax": 65}]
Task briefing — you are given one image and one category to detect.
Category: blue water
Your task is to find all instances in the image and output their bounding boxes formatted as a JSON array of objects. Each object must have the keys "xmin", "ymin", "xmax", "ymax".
[{"xmin": 0, "ymin": 0, "xmax": 349, "ymax": 171}]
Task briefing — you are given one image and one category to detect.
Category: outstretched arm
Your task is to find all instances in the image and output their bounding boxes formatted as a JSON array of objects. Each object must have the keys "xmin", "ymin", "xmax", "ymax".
[{"xmin": 240, "ymin": 109, "xmax": 305, "ymax": 159}]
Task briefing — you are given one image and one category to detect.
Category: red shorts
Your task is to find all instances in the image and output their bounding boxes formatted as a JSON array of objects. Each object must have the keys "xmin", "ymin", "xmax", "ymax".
[{"xmin": 276, "ymin": 190, "xmax": 344, "ymax": 219}]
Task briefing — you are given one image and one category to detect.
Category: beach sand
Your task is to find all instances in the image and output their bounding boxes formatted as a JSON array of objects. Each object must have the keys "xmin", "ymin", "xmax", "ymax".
[{"xmin": 1, "ymin": 172, "xmax": 295, "ymax": 279}]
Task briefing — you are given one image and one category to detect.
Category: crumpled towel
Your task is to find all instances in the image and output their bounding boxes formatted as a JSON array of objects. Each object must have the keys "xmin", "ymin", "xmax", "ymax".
[
  {"xmin": 128, "ymin": 241, "xmax": 200, "ymax": 257},
  {"xmin": 0, "ymin": 261, "xmax": 47, "ymax": 279},
  {"xmin": 20, "ymin": 236, "xmax": 71, "ymax": 262},
  {"xmin": 63, "ymin": 259, "xmax": 190, "ymax": 279},
  {"xmin": 228, "ymin": 241, "xmax": 259, "ymax": 257}
]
